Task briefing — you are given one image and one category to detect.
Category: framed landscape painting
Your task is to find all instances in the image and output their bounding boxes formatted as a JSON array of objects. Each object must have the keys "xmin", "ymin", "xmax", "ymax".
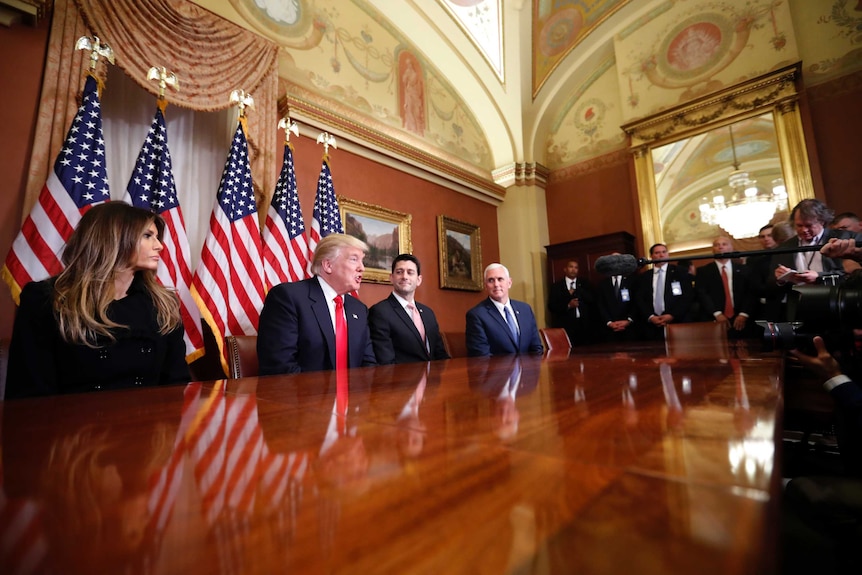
[
  {"xmin": 437, "ymin": 215, "xmax": 482, "ymax": 291},
  {"xmin": 338, "ymin": 196, "xmax": 412, "ymax": 284}
]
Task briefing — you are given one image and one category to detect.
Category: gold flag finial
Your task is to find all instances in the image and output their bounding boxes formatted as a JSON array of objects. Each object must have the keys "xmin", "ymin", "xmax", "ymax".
[
  {"xmin": 75, "ymin": 36, "xmax": 115, "ymax": 71},
  {"xmin": 146, "ymin": 66, "xmax": 180, "ymax": 100},
  {"xmin": 229, "ymin": 89, "xmax": 255, "ymax": 118},
  {"xmin": 316, "ymin": 132, "xmax": 337, "ymax": 155},
  {"xmin": 278, "ymin": 117, "xmax": 299, "ymax": 144}
]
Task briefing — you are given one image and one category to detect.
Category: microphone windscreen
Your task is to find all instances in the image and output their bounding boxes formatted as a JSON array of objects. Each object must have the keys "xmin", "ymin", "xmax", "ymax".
[{"xmin": 595, "ymin": 254, "xmax": 639, "ymax": 276}]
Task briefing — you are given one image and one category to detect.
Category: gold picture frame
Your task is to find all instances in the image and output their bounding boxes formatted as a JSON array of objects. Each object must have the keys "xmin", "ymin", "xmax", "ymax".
[
  {"xmin": 437, "ymin": 215, "xmax": 482, "ymax": 291},
  {"xmin": 338, "ymin": 196, "xmax": 412, "ymax": 284}
]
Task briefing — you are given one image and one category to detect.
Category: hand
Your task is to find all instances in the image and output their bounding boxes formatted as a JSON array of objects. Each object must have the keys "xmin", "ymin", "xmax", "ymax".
[
  {"xmin": 715, "ymin": 313, "xmax": 730, "ymax": 325},
  {"xmin": 821, "ymin": 237, "xmax": 862, "ymax": 261},
  {"xmin": 788, "ymin": 336, "xmax": 843, "ymax": 381},
  {"xmin": 568, "ymin": 298, "xmax": 579, "ymax": 309},
  {"xmin": 775, "ymin": 264, "xmax": 793, "ymax": 282},
  {"xmin": 732, "ymin": 314, "xmax": 747, "ymax": 331}
]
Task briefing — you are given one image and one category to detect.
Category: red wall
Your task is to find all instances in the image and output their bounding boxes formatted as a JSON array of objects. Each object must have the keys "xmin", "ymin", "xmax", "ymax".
[
  {"xmin": 545, "ymin": 152, "xmax": 637, "ymax": 246},
  {"xmin": 0, "ymin": 21, "xmax": 50, "ymax": 341},
  {"xmin": 807, "ymin": 71, "xmax": 862, "ymax": 218}
]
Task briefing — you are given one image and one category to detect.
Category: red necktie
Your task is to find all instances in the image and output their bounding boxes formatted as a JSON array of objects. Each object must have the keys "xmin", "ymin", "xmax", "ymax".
[
  {"xmin": 334, "ymin": 296, "xmax": 349, "ymax": 420},
  {"xmin": 721, "ymin": 265, "xmax": 734, "ymax": 318}
]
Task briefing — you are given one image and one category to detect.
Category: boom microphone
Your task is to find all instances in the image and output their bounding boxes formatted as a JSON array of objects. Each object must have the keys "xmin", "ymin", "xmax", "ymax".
[
  {"xmin": 593, "ymin": 238, "xmax": 862, "ymax": 276},
  {"xmin": 594, "ymin": 254, "xmax": 639, "ymax": 276}
]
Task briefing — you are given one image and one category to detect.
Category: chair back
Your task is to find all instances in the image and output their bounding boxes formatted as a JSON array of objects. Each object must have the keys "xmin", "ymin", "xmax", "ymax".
[
  {"xmin": 225, "ymin": 335, "xmax": 259, "ymax": 379},
  {"xmin": 665, "ymin": 322, "xmax": 729, "ymax": 359},
  {"xmin": 441, "ymin": 332, "xmax": 468, "ymax": 358},
  {"xmin": 539, "ymin": 328, "xmax": 572, "ymax": 352},
  {"xmin": 0, "ymin": 338, "xmax": 8, "ymax": 400}
]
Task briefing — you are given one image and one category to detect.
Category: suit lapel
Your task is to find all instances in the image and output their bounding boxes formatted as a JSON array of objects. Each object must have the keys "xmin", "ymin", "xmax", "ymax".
[{"xmin": 308, "ymin": 280, "xmax": 337, "ymax": 367}]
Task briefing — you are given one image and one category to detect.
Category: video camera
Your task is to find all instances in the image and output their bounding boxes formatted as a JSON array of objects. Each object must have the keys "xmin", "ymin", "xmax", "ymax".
[{"xmin": 757, "ymin": 271, "xmax": 862, "ymax": 354}]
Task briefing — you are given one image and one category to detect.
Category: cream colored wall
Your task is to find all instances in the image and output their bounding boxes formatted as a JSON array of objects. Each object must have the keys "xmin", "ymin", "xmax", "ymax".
[{"xmin": 497, "ymin": 184, "xmax": 550, "ymax": 327}]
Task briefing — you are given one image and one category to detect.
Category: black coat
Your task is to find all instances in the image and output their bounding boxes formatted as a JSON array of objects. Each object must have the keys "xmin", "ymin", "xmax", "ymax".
[
  {"xmin": 547, "ymin": 276, "xmax": 595, "ymax": 344},
  {"xmin": 368, "ymin": 293, "xmax": 449, "ymax": 364},
  {"xmin": 6, "ymin": 275, "xmax": 189, "ymax": 398},
  {"xmin": 695, "ymin": 261, "xmax": 756, "ymax": 320}
]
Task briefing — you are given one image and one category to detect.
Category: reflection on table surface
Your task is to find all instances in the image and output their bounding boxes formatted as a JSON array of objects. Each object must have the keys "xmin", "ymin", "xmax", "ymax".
[{"xmin": 0, "ymin": 342, "xmax": 783, "ymax": 574}]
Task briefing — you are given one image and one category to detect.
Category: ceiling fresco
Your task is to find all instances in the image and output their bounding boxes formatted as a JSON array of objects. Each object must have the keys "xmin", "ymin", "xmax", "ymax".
[
  {"xmin": 228, "ymin": 0, "xmax": 493, "ymax": 171},
  {"xmin": 531, "ymin": 0, "xmax": 629, "ymax": 97},
  {"xmin": 198, "ymin": 0, "xmax": 862, "ymax": 184}
]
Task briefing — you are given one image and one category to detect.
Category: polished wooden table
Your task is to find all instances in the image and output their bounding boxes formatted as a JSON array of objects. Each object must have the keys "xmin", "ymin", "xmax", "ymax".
[{"xmin": 0, "ymin": 343, "xmax": 783, "ymax": 574}]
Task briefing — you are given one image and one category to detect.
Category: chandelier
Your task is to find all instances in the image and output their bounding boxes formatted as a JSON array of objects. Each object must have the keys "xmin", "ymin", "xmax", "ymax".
[{"xmin": 699, "ymin": 125, "xmax": 788, "ymax": 238}]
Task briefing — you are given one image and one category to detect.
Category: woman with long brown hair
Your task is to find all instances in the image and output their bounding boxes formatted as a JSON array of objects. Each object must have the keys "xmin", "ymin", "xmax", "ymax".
[{"xmin": 7, "ymin": 202, "xmax": 189, "ymax": 397}]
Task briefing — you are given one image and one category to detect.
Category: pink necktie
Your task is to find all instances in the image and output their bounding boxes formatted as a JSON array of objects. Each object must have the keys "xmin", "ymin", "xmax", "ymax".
[
  {"xmin": 721, "ymin": 265, "xmax": 734, "ymax": 317},
  {"xmin": 407, "ymin": 303, "xmax": 426, "ymax": 342}
]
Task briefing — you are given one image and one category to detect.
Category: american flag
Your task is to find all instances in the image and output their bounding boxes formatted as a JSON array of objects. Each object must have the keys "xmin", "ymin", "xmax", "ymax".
[
  {"xmin": 191, "ymin": 121, "xmax": 266, "ymax": 372},
  {"xmin": 2, "ymin": 75, "xmax": 110, "ymax": 303},
  {"xmin": 262, "ymin": 142, "xmax": 309, "ymax": 289},
  {"xmin": 124, "ymin": 105, "xmax": 205, "ymax": 362},
  {"xmin": 307, "ymin": 157, "xmax": 343, "ymax": 272}
]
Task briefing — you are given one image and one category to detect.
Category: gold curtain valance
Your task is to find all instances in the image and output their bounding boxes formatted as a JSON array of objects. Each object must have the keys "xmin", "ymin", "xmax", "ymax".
[{"xmin": 26, "ymin": 0, "xmax": 280, "ymax": 215}]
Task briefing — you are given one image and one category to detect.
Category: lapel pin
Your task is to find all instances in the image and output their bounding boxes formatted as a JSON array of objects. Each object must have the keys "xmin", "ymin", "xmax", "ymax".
[{"xmin": 352, "ymin": 314, "xmax": 358, "ymax": 319}]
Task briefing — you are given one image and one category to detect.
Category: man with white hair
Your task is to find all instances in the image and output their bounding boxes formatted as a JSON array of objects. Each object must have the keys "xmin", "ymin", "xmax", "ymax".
[{"xmin": 465, "ymin": 263, "xmax": 544, "ymax": 357}]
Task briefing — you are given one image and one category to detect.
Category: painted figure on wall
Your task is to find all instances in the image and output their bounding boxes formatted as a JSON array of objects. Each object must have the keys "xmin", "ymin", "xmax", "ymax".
[{"xmin": 398, "ymin": 51, "xmax": 425, "ymax": 137}]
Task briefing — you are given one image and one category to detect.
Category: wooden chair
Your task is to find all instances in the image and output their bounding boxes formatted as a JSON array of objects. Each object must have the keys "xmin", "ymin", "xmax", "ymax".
[
  {"xmin": 0, "ymin": 338, "xmax": 8, "ymax": 400},
  {"xmin": 441, "ymin": 332, "xmax": 469, "ymax": 359},
  {"xmin": 225, "ymin": 335, "xmax": 259, "ymax": 379},
  {"xmin": 539, "ymin": 328, "xmax": 572, "ymax": 352},
  {"xmin": 664, "ymin": 322, "xmax": 729, "ymax": 359}
]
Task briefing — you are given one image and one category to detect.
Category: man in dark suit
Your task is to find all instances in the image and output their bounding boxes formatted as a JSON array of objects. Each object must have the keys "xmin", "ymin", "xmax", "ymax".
[
  {"xmin": 595, "ymin": 265, "xmax": 637, "ymax": 343},
  {"xmin": 746, "ymin": 224, "xmax": 784, "ymax": 321},
  {"xmin": 695, "ymin": 235, "xmax": 757, "ymax": 339},
  {"xmin": 258, "ymin": 234, "xmax": 377, "ymax": 375},
  {"xmin": 547, "ymin": 260, "xmax": 594, "ymax": 345},
  {"xmin": 466, "ymin": 263, "xmax": 544, "ymax": 356},
  {"xmin": 634, "ymin": 243, "xmax": 694, "ymax": 340},
  {"xmin": 368, "ymin": 254, "xmax": 449, "ymax": 364},
  {"xmin": 771, "ymin": 199, "xmax": 862, "ymax": 292}
]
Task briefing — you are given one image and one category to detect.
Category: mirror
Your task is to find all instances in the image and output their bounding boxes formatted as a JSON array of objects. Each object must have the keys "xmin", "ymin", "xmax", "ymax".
[{"xmin": 622, "ymin": 63, "xmax": 815, "ymax": 256}]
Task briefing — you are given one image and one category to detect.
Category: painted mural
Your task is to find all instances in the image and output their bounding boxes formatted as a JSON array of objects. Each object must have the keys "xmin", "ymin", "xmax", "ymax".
[
  {"xmin": 532, "ymin": 0, "xmax": 629, "ymax": 97},
  {"xmin": 545, "ymin": 58, "xmax": 627, "ymax": 169},
  {"xmin": 229, "ymin": 0, "xmax": 492, "ymax": 169},
  {"xmin": 615, "ymin": 0, "xmax": 799, "ymax": 121},
  {"xmin": 794, "ymin": 0, "xmax": 862, "ymax": 84}
]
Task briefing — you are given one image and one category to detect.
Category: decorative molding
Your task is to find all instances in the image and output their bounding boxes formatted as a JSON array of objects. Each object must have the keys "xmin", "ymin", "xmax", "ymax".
[
  {"xmin": 806, "ymin": 66, "xmax": 862, "ymax": 103},
  {"xmin": 492, "ymin": 162, "xmax": 550, "ymax": 188},
  {"xmin": 282, "ymin": 84, "xmax": 506, "ymax": 204},
  {"xmin": 621, "ymin": 62, "xmax": 802, "ymax": 149},
  {"xmin": 547, "ymin": 148, "xmax": 629, "ymax": 184}
]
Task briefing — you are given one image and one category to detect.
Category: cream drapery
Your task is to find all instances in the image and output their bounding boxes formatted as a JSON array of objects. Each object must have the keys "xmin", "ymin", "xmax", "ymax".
[{"xmin": 24, "ymin": 0, "xmax": 280, "ymax": 220}]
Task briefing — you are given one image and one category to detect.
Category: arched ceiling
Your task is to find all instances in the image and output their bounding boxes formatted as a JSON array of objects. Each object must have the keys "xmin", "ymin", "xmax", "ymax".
[{"xmin": 192, "ymin": 0, "xmax": 862, "ymax": 197}]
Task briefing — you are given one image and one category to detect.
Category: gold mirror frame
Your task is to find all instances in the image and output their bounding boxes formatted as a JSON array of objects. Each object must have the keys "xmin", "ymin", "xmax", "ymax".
[{"xmin": 621, "ymin": 62, "xmax": 815, "ymax": 255}]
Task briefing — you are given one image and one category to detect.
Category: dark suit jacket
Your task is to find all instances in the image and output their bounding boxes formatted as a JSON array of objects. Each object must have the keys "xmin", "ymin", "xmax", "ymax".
[
  {"xmin": 368, "ymin": 294, "xmax": 449, "ymax": 364},
  {"xmin": 769, "ymin": 229, "xmax": 862, "ymax": 280},
  {"xmin": 547, "ymin": 276, "xmax": 594, "ymax": 343},
  {"xmin": 695, "ymin": 261, "xmax": 756, "ymax": 320},
  {"xmin": 596, "ymin": 275, "xmax": 636, "ymax": 325},
  {"xmin": 258, "ymin": 277, "xmax": 377, "ymax": 375},
  {"xmin": 465, "ymin": 298, "xmax": 544, "ymax": 357},
  {"xmin": 635, "ymin": 264, "xmax": 694, "ymax": 321},
  {"xmin": 595, "ymin": 275, "xmax": 637, "ymax": 341}
]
